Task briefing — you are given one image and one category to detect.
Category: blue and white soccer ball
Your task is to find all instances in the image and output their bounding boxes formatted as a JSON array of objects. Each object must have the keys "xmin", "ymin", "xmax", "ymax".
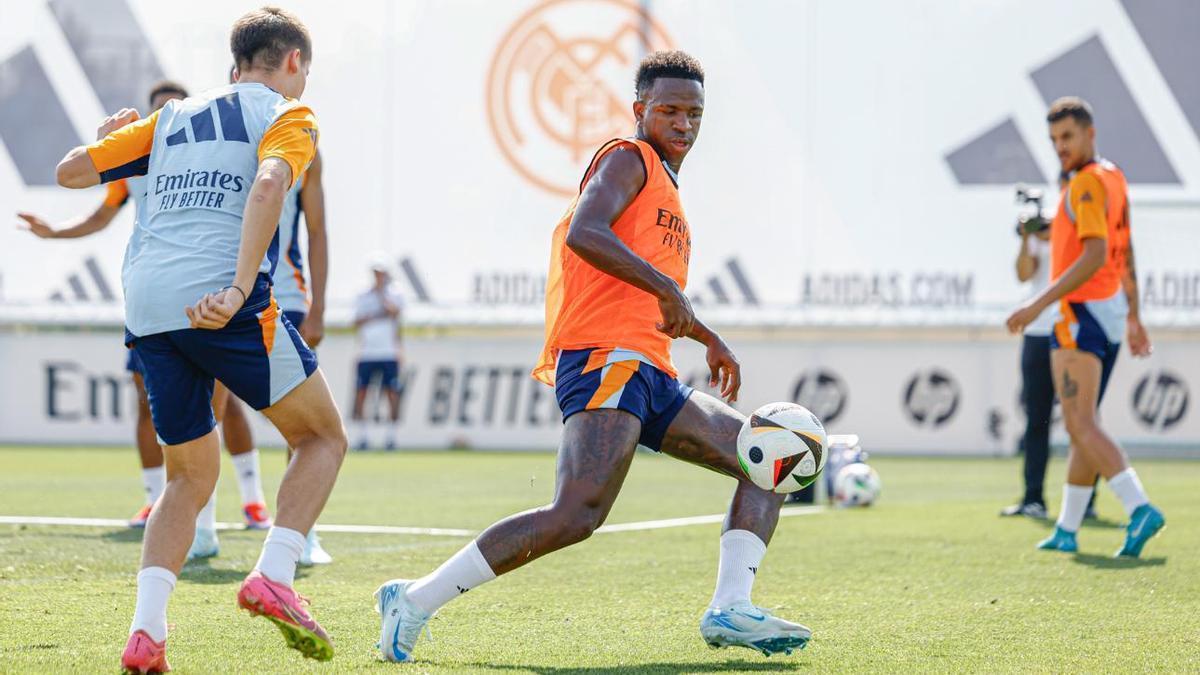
[
  {"xmin": 823, "ymin": 434, "xmax": 868, "ymax": 499},
  {"xmin": 736, "ymin": 402, "xmax": 827, "ymax": 493},
  {"xmin": 833, "ymin": 462, "xmax": 882, "ymax": 507}
]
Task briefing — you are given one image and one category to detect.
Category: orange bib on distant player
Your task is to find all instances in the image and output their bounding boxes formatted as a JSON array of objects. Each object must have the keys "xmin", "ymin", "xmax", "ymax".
[
  {"xmin": 532, "ymin": 138, "xmax": 691, "ymax": 386},
  {"xmin": 1050, "ymin": 159, "xmax": 1129, "ymax": 303}
]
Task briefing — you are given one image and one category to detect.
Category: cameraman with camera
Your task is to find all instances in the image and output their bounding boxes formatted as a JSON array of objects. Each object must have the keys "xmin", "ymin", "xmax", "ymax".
[{"xmin": 1001, "ymin": 185, "xmax": 1058, "ymax": 519}]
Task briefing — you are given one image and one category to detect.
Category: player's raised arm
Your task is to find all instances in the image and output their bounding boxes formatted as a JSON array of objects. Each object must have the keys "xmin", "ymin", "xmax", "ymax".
[
  {"xmin": 57, "ymin": 109, "xmax": 156, "ymax": 189},
  {"xmin": 299, "ymin": 150, "xmax": 327, "ymax": 346},
  {"xmin": 565, "ymin": 144, "xmax": 694, "ymax": 338}
]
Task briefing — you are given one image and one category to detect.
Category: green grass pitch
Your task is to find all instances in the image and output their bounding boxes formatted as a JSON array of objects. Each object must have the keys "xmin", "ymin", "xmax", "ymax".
[{"xmin": 1, "ymin": 446, "xmax": 1198, "ymax": 672}]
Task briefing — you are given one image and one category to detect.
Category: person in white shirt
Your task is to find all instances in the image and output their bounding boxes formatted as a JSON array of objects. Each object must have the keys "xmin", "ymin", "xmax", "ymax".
[
  {"xmin": 352, "ymin": 258, "xmax": 404, "ymax": 449},
  {"xmin": 1001, "ymin": 218, "xmax": 1056, "ymax": 519}
]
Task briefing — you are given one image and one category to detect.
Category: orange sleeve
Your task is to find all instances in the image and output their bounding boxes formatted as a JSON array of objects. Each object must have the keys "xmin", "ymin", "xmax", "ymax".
[
  {"xmin": 103, "ymin": 179, "xmax": 130, "ymax": 208},
  {"xmin": 85, "ymin": 110, "xmax": 159, "ymax": 183},
  {"xmin": 1069, "ymin": 172, "xmax": 1107, "ymax": 241},
  {"xmin": 258, "ymin": 106, "xmax": 318, "ymax": 188}
]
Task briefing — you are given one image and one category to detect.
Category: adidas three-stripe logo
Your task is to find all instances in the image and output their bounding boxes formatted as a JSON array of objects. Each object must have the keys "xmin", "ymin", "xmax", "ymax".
[{"xmin": 165, "ymin": 93, "xmax": 251, "ymax": 146}]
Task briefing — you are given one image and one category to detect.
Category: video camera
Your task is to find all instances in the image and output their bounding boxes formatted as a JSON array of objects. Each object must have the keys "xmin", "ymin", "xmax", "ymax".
[{"xmin": 1014, "ymin": 185, "xmax": 1050, "ymax": 236}]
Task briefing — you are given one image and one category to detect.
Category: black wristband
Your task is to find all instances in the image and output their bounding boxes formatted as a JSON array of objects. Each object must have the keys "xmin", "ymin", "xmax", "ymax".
[{"xmin": 223, "ymin": 285, "xmax": 247, "ymax": 303}]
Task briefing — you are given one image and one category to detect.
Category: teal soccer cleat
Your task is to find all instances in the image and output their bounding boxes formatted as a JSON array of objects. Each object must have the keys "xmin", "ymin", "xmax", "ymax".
[
  {"xmin": 1036, "ymin": 526, "xmax": 1078, "ymax": 553},
  {"xmin": 1115, "ymin": 504, "xmax": 1165, "ymax": 558},
  {"xmin": 374, "ymin": 579, "xmax": 432, "ymax": 663},
  {"xmin": 700, "ymin": 603, "xmax": 811, "ymax": 656},
  {"xmin": 186, "ymin": 527, "xmax": 219, "ymax": 560}
]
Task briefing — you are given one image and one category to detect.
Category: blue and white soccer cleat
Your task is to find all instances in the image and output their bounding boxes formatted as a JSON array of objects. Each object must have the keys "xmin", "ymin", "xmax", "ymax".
[
  {"xmin": 300, "ymin": 530, "xmax": 332, "ymax": 566},
  {"xmin": 700, "ymin": 603, "xmax": 811, "ymax": 656},
  {"xmin": 1036, "ymin": 526, "xmax": 1078, "ymax": 553},
  {"xmin": 186, "ymin": 527, "xmax": 219, "ymax": 561},
  {"xmin": 374, "ymin": 579, "xmax": 432, "ymax": 663},
  {"xmin": 1115, "ymin": 503, "xmax": 1165, "ymax": 558}
]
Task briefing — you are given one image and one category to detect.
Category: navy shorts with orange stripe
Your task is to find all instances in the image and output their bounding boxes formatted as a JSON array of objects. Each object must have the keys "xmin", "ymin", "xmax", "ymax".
[
  {"xmin": 129, "ymin": 278, "xmax": 317, "ymax": 445},
  {"xmin": 1051, "ymin": 297, "xmax": 1123, "ymax": 361},
  {"xmin": 554, "ymin": 347, "xmax": 693, "ymax": 451},
  {"xmin": 1051, "ymin": 299, "xmax": 1121, "ymax": 395}
]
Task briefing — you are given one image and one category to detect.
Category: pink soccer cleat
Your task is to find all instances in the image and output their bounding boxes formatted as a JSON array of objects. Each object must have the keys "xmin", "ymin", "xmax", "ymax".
[
  {"xmin": 237, "ymin": 570, "xmax": 333, "ymax": 661},
  {"xmin": 128, "ymin": 504, "xmax": 153, "ymax": 529},
  {"xmin": 120, "ymin": 629, "xmax": 170, "ymax": 674},
  {"xmin": 242, "ymin": 502, "xmax": 273, "ymax": 530}
]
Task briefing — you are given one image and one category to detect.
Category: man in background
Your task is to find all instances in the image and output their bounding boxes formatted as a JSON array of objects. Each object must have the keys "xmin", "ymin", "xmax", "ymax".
[
  {"xmin": 1001, "ymin": 186, "xmax": 1056, "ymax": 519},
  {"xmin": 351, "ymin": 257, "xmax": 404, "ymax": 450}
]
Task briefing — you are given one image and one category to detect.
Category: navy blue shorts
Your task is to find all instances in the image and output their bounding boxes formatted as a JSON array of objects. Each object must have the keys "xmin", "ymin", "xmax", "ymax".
[
  {"xmin": 1052, "ymin": 299, "xmax": 1121, "ymax": 393},
  {"xmin": 126, "ymin": 349, "xmax": 143, "ymax": 375},
  {"xmin": 130, "ymin": 299, "xmax": 317, "ymax": 445},
  {"xmin": 356, "ymin": 359, "xmax": 401, "ymax": 391},
  {"xmin": 283, "ymin": 310, "xmax": 306, "ymax": 334},
  {"xmin": 554, "ymin": 348, "xmax": 693, "ymax": 451}
]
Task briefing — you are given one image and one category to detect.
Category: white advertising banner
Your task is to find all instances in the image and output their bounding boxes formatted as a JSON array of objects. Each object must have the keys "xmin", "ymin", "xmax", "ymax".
[
  {"xmin": 0, "ymin": 0, "xmax": 1198, "ymax": 320},
  {"xmin": 0, "ymin": 327, "xmax": 1194, "ymax": 454}
]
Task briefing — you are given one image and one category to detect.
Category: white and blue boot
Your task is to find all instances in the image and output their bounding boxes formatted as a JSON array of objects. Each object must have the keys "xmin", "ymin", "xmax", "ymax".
[
  {"xmin": 300, "ymin": 530, "xmax": 333, "ymax": 566},
  {"xmin": 700, "ymin": 603, "xmax": 811, "ymax": 656},
  {"xmin": 186, "ymin": 528, "xmax": 219, "ymax": 561},
  {"xmin": 375, "ymin": 579, "xmax": 432, "ymax": 663}
]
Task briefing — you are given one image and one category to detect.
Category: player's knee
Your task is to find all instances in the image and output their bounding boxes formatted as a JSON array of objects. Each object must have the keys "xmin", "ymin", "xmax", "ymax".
[
  {"xmin": 553, "ymin": 502, "xmax": 606, "ymax": 544},
  {"xmin": 167, "ymin": 472, "xmax": 217, "ymax": 508},
  {"xmin": 1062, "ymin": 410, "xmax": 1098, "ymax": 439},
  {"xmin": 314, "ymin": 423, "xmax": 349, "ymax": 462}
]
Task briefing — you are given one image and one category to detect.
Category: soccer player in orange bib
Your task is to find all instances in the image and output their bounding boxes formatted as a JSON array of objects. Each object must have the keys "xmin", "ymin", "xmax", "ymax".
[
  {"xmin": 376, "ymin": 51, "xmax": 810, "ymax": 662},
  {"xmin": 1006, "ymin": 97, "xmax": 1163, "ymax": 558}
]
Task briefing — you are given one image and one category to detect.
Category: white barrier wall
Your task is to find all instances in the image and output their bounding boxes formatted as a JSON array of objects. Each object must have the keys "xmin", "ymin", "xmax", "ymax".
[{"xmin": 1, "ymin": 327, "xmax": 1194, "ymax": 454}]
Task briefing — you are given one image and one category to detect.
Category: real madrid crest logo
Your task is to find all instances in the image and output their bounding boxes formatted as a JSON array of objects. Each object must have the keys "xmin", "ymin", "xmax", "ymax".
[{"xmin": 487, "ymin": 0, "xmax": 674, "ymax": 196}]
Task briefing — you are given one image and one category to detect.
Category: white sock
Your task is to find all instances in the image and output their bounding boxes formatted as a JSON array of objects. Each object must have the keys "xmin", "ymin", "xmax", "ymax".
[
  {"xmin": 142, "ymin": 466, "xmax": 166, "ymax": 505},
  {"xmin": 384, "ymin": 427, "xmax": 397, "ymax": 446},
  {"xmin": 195, "ymin": 491, "xmax": 217, "ymax": 531},
  {"xmin": 710, "ymin": 529, "xmax": 766, "ymax": 609},
  {"xmin": 1057, "ymin": 484, "xmax": 1094, "ymax": 533},
  {"xmin": 230, "ymin": 450, "xmax": 266, "ymax": 505},
  {"xmin": 255, "ymin": 526, "xmax": 306, "ymax": 587},
  {"xmin": 130, "ymin": 566, "xmax": 176, "ymax": 643},
  {"xmin": 1107, "ymin": 468, "xmax": 1150, "ymax": 516},
  {"xmin": 352, "ymin": 420, "xmax": 367, "ymax": 447},
  {"xmin": 407, "ymin": 540, "xmax": 497, "ymax": 614}
]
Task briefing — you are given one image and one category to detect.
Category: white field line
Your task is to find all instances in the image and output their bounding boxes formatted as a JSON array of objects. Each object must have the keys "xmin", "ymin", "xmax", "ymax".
[{"xmin": 0, "ymin": 505, "xmax": 824, "ymax": 537}]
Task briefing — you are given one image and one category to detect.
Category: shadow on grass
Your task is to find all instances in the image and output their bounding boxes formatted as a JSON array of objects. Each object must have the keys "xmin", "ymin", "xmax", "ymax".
[
  {"xmin": 179, "ymin": 558, "xmax": 248, "ymax": 584},
  {"xmin": 1021, "ymin": 516, "xmax": 1124, "ymax": 534},
  {"xmin": 100, "ymin": 528, "xmax": 146, "ymax": 543},
  {"xmin": 456, "ymin": 660, "xmax": 805, "ymax": 674},
  {"xmin": 1071, "ymin": 553, "xmax": 1166, "ymax": 569},
  {"xmin": 179, "ymin": 560, "xmax": 313, "ymax": 585}
]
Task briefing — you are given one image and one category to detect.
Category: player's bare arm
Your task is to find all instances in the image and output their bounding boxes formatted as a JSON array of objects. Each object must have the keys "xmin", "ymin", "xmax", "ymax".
[
  {"xmin": 187, "ymin": 157, "xmax": 293, "ymax": 329},
  {"xmin": 1121, "ymin": 243, "xmax": 1152, "ymax": 357},
  {"xmin": 17, "ymin": 201, "xmax": 120, "ymax": 239},
  {"xmin": 56, "ymin": 109, "xmax": 143, "ymax": 188},
  {"xmin": 565, "ymin": 145, "xmax": 694, "ymax": 338},
  {"xmin": 299, "ymin": 150, "xmax": 327, "ymax": 346},
  {"xmin": 1006, "ymin": 237, "xmax": 1105, "ymax": 334}
]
